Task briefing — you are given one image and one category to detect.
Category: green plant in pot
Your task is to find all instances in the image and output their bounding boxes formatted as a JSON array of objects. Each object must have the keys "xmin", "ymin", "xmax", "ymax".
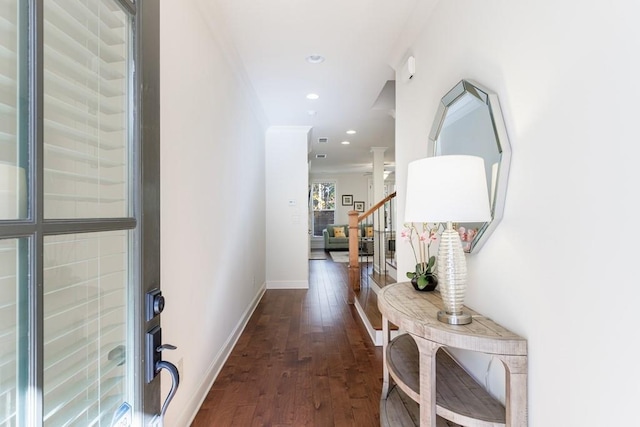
[{"xmin": 402, "ymin": 222, "xmax": 440, "ymax": 291}]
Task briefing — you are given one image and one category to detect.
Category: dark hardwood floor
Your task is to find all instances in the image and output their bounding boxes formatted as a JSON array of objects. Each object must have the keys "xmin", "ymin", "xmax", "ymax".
[{"xmin": 191, "ymin": 254, "xmax": 384, "ymax": 426}]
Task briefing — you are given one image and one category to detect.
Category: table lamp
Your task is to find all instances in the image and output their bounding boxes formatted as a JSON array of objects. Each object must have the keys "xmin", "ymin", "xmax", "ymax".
[{"xmin": 405, "ymin": 155, "xmax": 491, "ymax": 325}]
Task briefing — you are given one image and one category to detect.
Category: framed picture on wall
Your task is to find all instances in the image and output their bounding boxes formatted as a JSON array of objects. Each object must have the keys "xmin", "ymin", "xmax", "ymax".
[
  {"xmin": 354, "ymin": 201, "xmax": 365, "ymax": 212},
  {"xmin": 342, "ymin": 195, "xmax": 353, "ymax": 206}
]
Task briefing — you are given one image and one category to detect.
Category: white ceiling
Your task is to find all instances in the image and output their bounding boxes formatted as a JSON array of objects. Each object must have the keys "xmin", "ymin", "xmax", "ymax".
[{"xmin": 212, "ymin": 0, "xmax": 424, "ymax": 175}]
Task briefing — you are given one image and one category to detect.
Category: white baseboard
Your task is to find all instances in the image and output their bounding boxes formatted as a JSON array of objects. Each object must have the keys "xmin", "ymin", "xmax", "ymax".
[
  {"xmin": 178, "ymin": 283, "xmax": 266, "ymax": 427},
  {"xmin": 370, "ymin": 280, "xmax": 382, "ymax": 295},
  {"xmin": 266, "ymin": 280, "xmax": 309, "ymax": 289},
  {"xmin": 387, "ymin": 265, "xmax": 397, "ymax": 281},
  {"xmin": 354, "ymin": 298, "xmax": 382, "ymax": 346},
  {"xmin": 354, "ymin": 294, "xmax": 399, "ymax": 347}
]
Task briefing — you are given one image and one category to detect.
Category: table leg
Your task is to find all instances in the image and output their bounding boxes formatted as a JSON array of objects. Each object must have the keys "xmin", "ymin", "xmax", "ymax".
[
  {"xmin": 381, "ymin": 316, "xmax": 391, "ymax": 397},
  {"xmin": 414, "ymin": 337, "xmax": 440, "ymax": 426}
]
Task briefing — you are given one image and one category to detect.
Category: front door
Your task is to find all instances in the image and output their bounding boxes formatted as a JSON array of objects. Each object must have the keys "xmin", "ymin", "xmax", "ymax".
[{"xmin": 0, "ymin": 0, "xmax": 162, "ymax": 425}]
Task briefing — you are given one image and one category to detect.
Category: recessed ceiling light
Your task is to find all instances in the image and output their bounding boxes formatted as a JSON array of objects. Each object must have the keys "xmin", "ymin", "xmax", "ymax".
[
  {"xmin": 341, "ymin": 141, "xmax": 351, "ymax": 145},
  {"xmin": 346, "ymin": 130, "xmax": 356, "ymax": 135},
  {"xmin": 306, "ymin": 93, "xmax": 319, "ymax": 100},
  {"xmin": 306, "ymin": 55, "xmax": 325, "ymax": 64}
]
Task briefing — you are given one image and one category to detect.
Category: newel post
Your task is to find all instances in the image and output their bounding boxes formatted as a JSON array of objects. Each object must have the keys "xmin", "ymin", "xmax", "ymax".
[{"xmin": 348, "ymin": 210, "xmax": 360, "ymax": 304}]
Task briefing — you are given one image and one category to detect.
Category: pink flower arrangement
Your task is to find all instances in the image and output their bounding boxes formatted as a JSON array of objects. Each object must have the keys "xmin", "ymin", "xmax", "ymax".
[{"xmin": 402, "ymin": 222, "xmax": 442, "ymax": 289}]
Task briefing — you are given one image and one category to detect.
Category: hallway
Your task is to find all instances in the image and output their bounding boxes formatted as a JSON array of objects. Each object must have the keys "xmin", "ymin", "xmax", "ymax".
[{"xmin": 191, "ymin": 256, "xmax": 384, "ymax": 426}]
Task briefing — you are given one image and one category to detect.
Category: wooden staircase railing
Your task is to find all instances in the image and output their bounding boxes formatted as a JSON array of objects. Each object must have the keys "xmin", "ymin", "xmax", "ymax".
[{"xmin": 347, "ymin": 191, "xmax": 396, "ymax": 303}]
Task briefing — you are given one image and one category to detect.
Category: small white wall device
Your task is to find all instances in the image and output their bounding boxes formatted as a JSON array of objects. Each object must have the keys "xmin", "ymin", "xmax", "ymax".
[{"xmin": 407, "ymin": 56, "xmax": 416, "ymax": 79}]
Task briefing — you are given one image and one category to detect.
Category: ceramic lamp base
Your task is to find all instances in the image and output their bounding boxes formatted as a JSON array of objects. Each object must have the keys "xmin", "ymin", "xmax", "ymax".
[{"xmin": 437, "ymin": 310, "xmax": 472, "ymax": 325}]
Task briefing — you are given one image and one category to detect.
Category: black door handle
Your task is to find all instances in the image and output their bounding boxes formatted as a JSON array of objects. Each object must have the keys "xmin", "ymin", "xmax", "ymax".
[{"xmin": 156, "ymin": 359, "xmax": 180, "ymax": 422}]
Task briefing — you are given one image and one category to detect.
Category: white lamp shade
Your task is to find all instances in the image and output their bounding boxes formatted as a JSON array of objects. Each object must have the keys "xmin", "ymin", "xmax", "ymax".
[{"xmin": 405, "ymin": 155, "xmax": 492, "ymax": 223}]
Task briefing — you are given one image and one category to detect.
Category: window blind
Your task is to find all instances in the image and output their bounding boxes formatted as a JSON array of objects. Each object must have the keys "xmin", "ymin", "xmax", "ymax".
[
  {"xmin": 0, "ymin": 239, "xmax": 18, "ymax": 427},
  {"xmin": 43, "ymin": 0, "xmax": 129, "ymax": 220},
  {"xmin": 1, "ymin": 0, "xmax": 133, "ymax": 424},
  {"xmin": 0, "ymin": 0, "xmax": 20, "ymax": 425},
  {"xmin": 41, "ymin": 0, "xmax": 132, "ymax": 425},
  {"xmin": 0, "ymin": 1, "xmax": 17, "ymax": 166},
  {"xmin": 43, "ymin": 232, "xmax": 128, "ymax": 427}
]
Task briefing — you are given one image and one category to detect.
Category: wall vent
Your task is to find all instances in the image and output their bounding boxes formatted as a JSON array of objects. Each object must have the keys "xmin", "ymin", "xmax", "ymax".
[
  {"xmin": 317, "ymin": 137, "xmax": 329, "ymax": 143},
  {"xmin": 315, "ymin": 154, "xmax": 327, "ymax": 159}
]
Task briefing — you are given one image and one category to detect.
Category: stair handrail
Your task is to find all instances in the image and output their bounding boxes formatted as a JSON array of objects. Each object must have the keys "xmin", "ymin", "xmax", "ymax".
[
  {"xmin": 346, "ymin": 192, "xmax": 396, "ymax": 303},
  {"xmin": 357, "ymin": 191, "xmax": 396, "ymax": 223}
]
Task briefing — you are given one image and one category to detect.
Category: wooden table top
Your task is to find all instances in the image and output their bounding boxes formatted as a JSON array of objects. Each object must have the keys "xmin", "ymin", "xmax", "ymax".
[{"xmin": 377, "ymin": 282, "xmax": 527, "ymax": 356}]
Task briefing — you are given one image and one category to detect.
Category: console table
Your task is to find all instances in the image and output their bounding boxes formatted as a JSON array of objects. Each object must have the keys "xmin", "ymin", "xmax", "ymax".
[{"xmin": 377, "ymin": 282, "xmax": 528, "ymax": 426}]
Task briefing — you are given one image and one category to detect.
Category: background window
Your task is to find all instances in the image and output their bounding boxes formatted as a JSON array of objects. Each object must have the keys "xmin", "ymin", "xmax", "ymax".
[{"xmin": 311, "ymin": 182, "xmax": 335, "ymax": 236}]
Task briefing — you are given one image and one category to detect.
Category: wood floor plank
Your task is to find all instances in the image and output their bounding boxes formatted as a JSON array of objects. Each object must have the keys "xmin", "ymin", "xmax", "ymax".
[
  {"xmin": 229, "ymin": 405, "xmax": 256, "ymax": 426},
  {"xmin": 327, "ymin": 375, "xmax": 357, "ymax": 425},
  {"xmin": 191, "ymin": 255, "xmax": 383, "ymax": 426},
  {"xmin": 311, "ymin": 374, "xmax": 335, "ymax": 426},
  {"xmin": 351, "ymin": 396, "xmax": 381, "ymax": 427}
]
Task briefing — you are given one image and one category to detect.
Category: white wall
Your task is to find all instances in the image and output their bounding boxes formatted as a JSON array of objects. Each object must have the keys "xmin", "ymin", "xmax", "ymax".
[
  {"xmin": 160, "ymin": 1, "xmax": 268, "ymax": 425},
  {"xmin": 393, "ymin": 1, "xmax": 640, "ymax": 425},
  {"xmin": 309, "ymin": 172, "xmax": 369, "ymax": 225},
  {"xmin": 265, "ymin": 127, "xmax": 310, "ymax": 289}
]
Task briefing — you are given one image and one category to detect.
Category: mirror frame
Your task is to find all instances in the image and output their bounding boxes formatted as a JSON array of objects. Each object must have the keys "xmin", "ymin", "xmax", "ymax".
[{"xmin": 429, "ymin": 79, "xmax": 512, "ymax": 253}]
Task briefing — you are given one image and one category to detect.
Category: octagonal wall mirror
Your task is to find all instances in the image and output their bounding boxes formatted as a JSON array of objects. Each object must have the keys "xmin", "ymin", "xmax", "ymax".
[{"xmin": 429, "ymin": 79, "xmax": 512, "ymax": 253}]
